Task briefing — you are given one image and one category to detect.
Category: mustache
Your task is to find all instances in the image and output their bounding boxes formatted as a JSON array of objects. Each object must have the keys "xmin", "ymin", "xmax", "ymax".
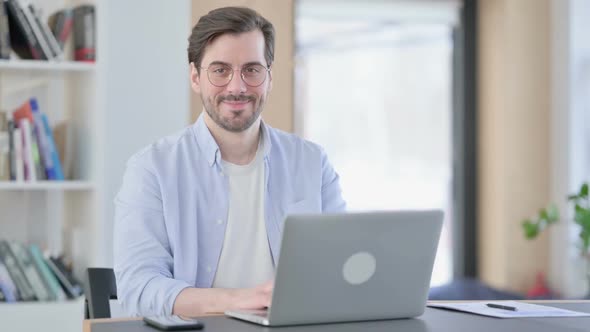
[{"xmin": 217, "ymin": 94, "xmax": 256, "ymax": 104}]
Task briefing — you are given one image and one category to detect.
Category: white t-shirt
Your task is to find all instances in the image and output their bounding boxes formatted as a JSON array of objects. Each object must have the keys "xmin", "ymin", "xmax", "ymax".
[{"xmin": 212, "ymin": 137, "xmax": 274, "ymax": 288}]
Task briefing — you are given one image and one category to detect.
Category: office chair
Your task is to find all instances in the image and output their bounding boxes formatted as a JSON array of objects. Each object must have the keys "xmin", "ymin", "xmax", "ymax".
[{"xmin": 84, "ymin": 268, "xmax": 118, "ymax": 319}]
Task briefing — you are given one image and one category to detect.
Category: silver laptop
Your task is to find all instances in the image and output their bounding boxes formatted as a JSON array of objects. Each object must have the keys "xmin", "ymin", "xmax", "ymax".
[{"xmin": 225, "ymin": 210, "xmax": 443, "ymax": 326}]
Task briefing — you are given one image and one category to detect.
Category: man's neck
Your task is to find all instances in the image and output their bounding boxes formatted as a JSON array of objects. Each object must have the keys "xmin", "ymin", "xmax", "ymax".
[{"xmin": 204, "ymin": 112, "xmax": 261, "ymax": 165}]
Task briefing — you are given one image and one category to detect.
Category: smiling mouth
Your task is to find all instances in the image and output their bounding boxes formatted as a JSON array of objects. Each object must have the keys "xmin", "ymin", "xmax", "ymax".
[
  {"xmin": 223, "ymin": 100, "xmax": 250, "ymax": 105},
  {"xmin": 222, "ymin": 100, "xmax": 251, "ymax": 111}
]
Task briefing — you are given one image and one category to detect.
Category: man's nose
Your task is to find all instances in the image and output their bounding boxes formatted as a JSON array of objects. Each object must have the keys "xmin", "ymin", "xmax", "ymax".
[{"xmin": 226, "ymin": 69, "xmax": 247, "ymax": 94}]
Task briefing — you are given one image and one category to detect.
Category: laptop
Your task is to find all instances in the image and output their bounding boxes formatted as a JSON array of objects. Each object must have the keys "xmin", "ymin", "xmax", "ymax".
[{"xmin": 225, "ymin": 210, "xmax": 443, "ymax": 326}]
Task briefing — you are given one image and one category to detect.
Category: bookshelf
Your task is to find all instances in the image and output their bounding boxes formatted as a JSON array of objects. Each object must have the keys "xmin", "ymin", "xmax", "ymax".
[
  {"xmin": 0, "ymin": 59, "xmax": 95, "ymax": 72},
  {"xmin": 0, "ymin": 0, "xmax": 98, "ymax": 330},
  {"xmin": 0, "ymin": 0, "xmax": 191, "ymax": 330},
  {"xmin": 0, "ymin": 180, "xmax": 94, "ymax": 190},
  {"xmin": 1, "ymin": 0, "xmax": 96, "ymax": 272},
  {"xmin": 0, "ymin": 3, "xmax": 97, "ymax": 328}
]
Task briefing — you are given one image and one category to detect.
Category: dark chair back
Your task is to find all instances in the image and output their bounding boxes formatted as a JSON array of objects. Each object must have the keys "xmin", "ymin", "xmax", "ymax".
[{"xmin": 84, "ymin": 268, "xmax": 118, "ymax": 319}]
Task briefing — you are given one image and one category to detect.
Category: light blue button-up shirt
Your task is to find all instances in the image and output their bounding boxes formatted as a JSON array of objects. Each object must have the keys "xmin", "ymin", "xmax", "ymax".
[{"xmin": 113, "ymin": 114, "xmax": 346, "ymax": 316}]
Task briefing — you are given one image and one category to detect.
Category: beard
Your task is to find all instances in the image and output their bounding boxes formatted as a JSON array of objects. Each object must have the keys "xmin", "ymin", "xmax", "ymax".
[{"xmin": 202, "ymin": 92, "xmax": 266, "ymax": 133}]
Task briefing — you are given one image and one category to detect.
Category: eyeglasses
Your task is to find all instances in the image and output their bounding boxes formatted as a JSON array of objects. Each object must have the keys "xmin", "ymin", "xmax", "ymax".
[{"xmin": 200, "ymin": 63, "xmax": 270, "ymax": 87}]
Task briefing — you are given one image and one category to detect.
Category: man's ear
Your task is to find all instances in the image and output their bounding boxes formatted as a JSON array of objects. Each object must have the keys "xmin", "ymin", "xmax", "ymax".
[
  {"xmin": 267, "ymin": 66, "xmax": 273, "ymax": 92},
  {"xmin": 190, "ymin": 62, "xmax": 201, "ymax": 94}
]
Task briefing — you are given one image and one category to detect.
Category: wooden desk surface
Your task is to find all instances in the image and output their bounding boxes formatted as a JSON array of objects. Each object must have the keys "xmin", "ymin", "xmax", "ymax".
[{"xmin": 83, "ymin": 300, "xmax": 590, "ymax": 332}]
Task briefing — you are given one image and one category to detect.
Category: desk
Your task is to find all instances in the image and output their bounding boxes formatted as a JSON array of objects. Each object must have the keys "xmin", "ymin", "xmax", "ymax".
[{"xmin": 84, "ymin": 301, "xmax": 590, "ymax": 332}]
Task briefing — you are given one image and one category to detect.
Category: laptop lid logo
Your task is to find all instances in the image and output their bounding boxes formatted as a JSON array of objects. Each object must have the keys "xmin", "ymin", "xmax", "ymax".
[{"xmin": 342, "ymin": 251, "xmax": 376, "ymax": 285}]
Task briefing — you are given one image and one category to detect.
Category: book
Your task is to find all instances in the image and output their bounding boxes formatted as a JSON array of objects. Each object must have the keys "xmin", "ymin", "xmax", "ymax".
[
  {"xmin": 9, "ymin": 242, "xmax": 53, "ymax": 301},
  {"xmin": 7, "ymin": 119, "xmax": 17, "ymax": 180},
  {"xmin": 0, "ymin": 1, "xmax": 10, "ymax": 59},
  {"xmin": 29, "ymin": 244, "xmax": 66, "ymax": 301},
  {"xmin": 0, "ymin": 240, "xmax": 36, "ymax": 301},
  {"xmin": 0, "ymin": 110, "xmax": 6, "ymax": 130},
  {"xmin": 17, "ymin": 118, "xmax": 35, "ymax": 181},
  {"xmin": 0, "ymin": 112, "xmax": 7, "ymax": 180},
  {"xmin": 31, "ymin": 124, "xmax": 46, "ymax": 180},
  {"xmin": 13, "ymin": 98, "xmax": 63, "ymax": 180},
  {"xmin": 30, "ymin": 99, "xmax": 54, "ymax": 179},
  {"xmin": 12, "ymin": 127, "xmax": 24, "ymax": 181},
  {"xmin": 4, "ymin": 0, "xmax": 45, "ymax": 59},
  {"xmin": 18, "ymin": 0, "xmax": 52, "ymax": 60},
  {"xmin": 45, "ymin": 255, "xmax": 82, "ymax": 298},
  {"xmin": 12, "ymin": 99, "xmax": 33, "ymax": 123},
  {"xmin": 13, "ymin": 100, "xmax": 44, "ymax": 180},
  {"xmin": 41, "ymin": 113, "xmax": 64, "ymax": 180},
  {"xmin": 0, "ymin": 112, "xmax": 10, "ymax": 181},
  {"xmin": 28, "ymin": 4, "xmax": 62, "ymax": 59},
  {"xmin": 0, "ymin": 112, "xmax": 9, "ymax": 180},
  {"xmin": 72, "ymin": 4, "xmax": 94, "ymax": 62},
  {"xmin": 0, "ymin": 130, "xmax": 8, "ymax": 180},
  {"xmin": 0, "ymin": 260, "xmax": 18, "ymax": 302},
  {"xmin": 47, "ymin": 8, "xmax": 72, "ymax": 51}
]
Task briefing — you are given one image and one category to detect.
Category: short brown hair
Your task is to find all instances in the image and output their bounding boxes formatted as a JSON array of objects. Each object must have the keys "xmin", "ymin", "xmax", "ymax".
[{"xmin": 187, "ymin": 7, "xmax": 275, "ymax": 72}]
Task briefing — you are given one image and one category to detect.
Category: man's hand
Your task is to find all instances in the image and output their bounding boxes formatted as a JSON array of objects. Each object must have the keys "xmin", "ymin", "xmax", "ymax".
[
  {"xmin": 172, "ymin": 280, "xmax": 274, "ymax": 316},
  {"xmin": 229, "ymin": 280, "xmax": 274, "ymax": 310}
]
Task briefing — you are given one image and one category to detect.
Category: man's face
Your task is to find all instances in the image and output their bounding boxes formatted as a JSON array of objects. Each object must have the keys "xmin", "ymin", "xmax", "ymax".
[{"xmin": 191, "ymin": 30, "xmax": 272, "ymax": 133}]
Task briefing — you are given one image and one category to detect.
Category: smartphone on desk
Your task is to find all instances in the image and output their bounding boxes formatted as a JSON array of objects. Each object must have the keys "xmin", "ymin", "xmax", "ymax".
[{"xmin": 143, "ymin": 315, "xmax": 204, "ymax": 331}]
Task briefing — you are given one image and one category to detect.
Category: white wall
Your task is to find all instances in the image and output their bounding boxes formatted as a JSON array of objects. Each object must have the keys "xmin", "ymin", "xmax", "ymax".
[{"xmin": 98, "ymin": 0, "xmax": 191, "ymax": 267}]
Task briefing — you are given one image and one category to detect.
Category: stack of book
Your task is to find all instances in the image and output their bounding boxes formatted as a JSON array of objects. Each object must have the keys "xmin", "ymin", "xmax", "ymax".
[
  {"xmin": 0, "ymin": 97, "xmax": 64, "ymax": 181},
  {"xmin": 0, "ymin": 239, "xmax": 83, "ymax": 302},
  {"xmin": 0, "ymin": 0, "xmax": 95, "ymax": 61}
]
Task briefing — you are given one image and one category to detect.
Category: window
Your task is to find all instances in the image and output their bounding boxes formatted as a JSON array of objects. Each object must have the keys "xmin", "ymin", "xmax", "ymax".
[{"xmin": 295, "ymin": 0, "xmax": 460, "ymax": 286}]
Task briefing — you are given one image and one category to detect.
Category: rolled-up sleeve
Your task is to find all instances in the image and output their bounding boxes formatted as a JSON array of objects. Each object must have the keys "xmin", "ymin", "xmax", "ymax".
[
  {"xmin": 113, "ymin": 156, "xmax": 191, "ymax": 316},
  {"xmin": 319, "ymin": 147, "xmax": 347, "ymax": 212}
]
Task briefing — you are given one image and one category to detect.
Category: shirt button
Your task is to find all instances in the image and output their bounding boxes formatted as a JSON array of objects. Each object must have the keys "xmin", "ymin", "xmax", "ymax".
[
  {"xmin": 206, "ymin": 266, "xmax": 212, "ymax": 273},
  {"xmin": 216, "ymin": 219, "xmax": 223, "ymax": 225}
]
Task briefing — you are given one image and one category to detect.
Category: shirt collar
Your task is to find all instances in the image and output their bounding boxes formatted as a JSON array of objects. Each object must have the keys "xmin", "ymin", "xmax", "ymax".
[{"xmin": 192, "ymin": 113, "xmax": 272, "ymax": 168}]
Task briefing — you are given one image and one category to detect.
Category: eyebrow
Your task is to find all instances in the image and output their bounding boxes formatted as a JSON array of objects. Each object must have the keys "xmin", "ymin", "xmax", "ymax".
[
  {"xmin": 242, "ymin": 61, "xmax": 265, "ymax": 67},
  {"xmin": 207, "ymin": 61, "xmax": 266, "ymax": 67}
]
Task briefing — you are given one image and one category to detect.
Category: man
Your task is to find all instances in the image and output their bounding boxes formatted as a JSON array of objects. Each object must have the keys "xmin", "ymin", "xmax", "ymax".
[{"xmin": 114, "ymin": 6, "xmax": 346, "ymax": 317}]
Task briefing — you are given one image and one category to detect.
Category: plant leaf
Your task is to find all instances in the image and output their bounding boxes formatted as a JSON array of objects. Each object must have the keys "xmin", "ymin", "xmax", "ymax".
[
  {"xmin": 522, "ymin": 220, "xmax": 539, "ymax": 239},
  {"xmin": 579, "ymin": 230, "xmax": 590, "ymax": 252},
  {"xmin": 575, "ymin": 208, "xmax": 590, "ymax": 229},
  {"xmin": 568, "ymin": 194, "xmax": 579, "ymax": 202},
  {"xmin": 580, "ymin": 183, "xmax": 589, "ymax": 198},
  {"xmin": 539, "ymin": 208, "xmax": 549, "ymax": 221}
]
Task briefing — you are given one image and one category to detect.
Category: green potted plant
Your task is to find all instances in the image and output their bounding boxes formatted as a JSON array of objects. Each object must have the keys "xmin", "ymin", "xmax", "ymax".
[{"xmin": 522, "ymin": 182, "xmax": 590, "ymax": 298}]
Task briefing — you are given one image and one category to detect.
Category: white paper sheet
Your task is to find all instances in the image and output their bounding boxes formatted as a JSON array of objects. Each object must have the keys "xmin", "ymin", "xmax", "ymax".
[{"xmin": 427, "ymin": 301, "xmax": 590, "ymax": 318}]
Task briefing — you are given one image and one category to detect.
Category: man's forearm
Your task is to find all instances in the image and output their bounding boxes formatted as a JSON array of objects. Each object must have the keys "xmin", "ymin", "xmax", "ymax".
[
  {"xmin": 172, "ymin": 287, "xmax": 233, "ymax": 316},
  {"xmin": 172, "ymin": 281, "xmax": 273, "ymax": 316}
]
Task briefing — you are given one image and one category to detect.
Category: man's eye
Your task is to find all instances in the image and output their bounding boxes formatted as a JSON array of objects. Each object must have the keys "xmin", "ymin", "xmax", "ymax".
[
  {"xmin": 213, "ymin": 68, "xmax": 227, "ymax": 74},
  {"xmin": 244, "ymin": 67, "xmax": 260, "ymax": 73}
]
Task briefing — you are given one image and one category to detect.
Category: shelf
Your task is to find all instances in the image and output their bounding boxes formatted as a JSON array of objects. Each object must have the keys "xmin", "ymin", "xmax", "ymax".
[
  {"xmin": 0, "ymin": 298, "xmax": 85, "ymax": 332},
  {"xmin": 0, "ymin": 297, "xmax": 84, "ymax": 307},
  {"xmin": 0, "ymin": 59, "xmax": 95, "ymax": 72},
  {"xmin": 0, "ymin": 181, "xmax": 95, "ymax": 191}
]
